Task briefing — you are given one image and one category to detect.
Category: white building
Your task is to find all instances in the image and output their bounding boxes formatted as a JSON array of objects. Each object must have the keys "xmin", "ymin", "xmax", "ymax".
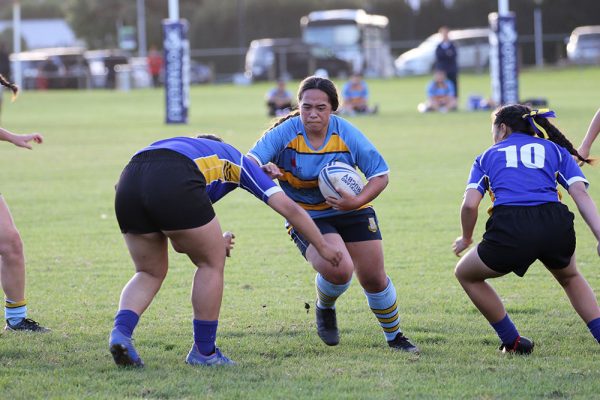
[{"xmin": 0, "ymin": 18, "xmax": 82, "ymax": 49}]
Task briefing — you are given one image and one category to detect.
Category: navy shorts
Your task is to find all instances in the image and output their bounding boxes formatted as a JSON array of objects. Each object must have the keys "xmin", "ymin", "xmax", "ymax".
[
  {"xmin": 289, "ymin": 208, "xmax": 382, "ymax": 258},
  {"xmin": 115, "ymin": 149, "xmax": 216, "ymax": 234},
  {"xmin": 477, "ymin": 202, "xmax": 576, "ymax": 277}
]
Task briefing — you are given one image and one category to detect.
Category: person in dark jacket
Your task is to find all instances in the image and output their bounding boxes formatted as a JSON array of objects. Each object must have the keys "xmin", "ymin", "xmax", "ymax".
[{"xmin": 435, "ymin": 27, "xmax": 458, "ymax": 99}]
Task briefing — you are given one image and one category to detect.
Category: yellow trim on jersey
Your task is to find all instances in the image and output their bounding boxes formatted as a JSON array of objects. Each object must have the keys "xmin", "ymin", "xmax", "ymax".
[
  {"xmin": 286, "ymin": 133, "xmax": 350, "ymax": 154},
  {"xmin": 371, "ymin": 300, "xmax": 398, "ymax": 315},
  {"xmin": 279, "ymin": 170, "xmax": 318, "ymax": 189},
  {"xmin": 194, "ymin": 155, "xmax": 241, "ymax": 184}
]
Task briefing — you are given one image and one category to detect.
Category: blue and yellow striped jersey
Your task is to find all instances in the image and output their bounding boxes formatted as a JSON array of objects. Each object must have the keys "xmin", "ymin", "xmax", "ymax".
[
  {"xmin": 137, "ymin": 137, "xmax": 282, "ymax": 204},
  {"xmin": 248, "ymin": 115, "xmax": 388, "ymax": 218}
]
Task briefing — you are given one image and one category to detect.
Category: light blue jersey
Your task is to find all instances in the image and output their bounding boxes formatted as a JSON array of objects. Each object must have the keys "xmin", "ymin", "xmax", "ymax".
[
  {"xmin": 248, "ymin": 115, "xmax": 388, "ymax": 218},
  {"xmin": 466, "ymin": 133, "xmax": 588, "ymax": 207},
  {"xmin": 427, "ymin": 79, "xmax": 455, "ymax": 98},
  {"xmin": 138, "ymin": 137, "xmax": 282, "ymax": 204}
]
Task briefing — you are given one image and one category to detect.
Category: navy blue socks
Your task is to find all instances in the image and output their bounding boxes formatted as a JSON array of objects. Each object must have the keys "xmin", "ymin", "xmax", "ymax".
[
  {"xmin": 193, "ymin": 319, "xmax": 218, "ymax": 356},
  {"xmin": 490, "ymin": 313, "xmax": 519, "ymax": 345},
  {"xmin": 113, "ymin": 309, "xmax": 139, "ymax": 338}
]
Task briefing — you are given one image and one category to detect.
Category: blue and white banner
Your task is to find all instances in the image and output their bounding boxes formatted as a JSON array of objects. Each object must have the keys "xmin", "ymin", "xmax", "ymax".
[
  {"xmin": 163, "ymin": 20, "xmax": 190, "ymax": 124},
  {"xmin": 489, "ymin": 12, "xmax": 519, "ymax": 105}
]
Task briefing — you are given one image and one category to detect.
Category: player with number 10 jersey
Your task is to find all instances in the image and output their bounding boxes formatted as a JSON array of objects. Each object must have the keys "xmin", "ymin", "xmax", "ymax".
[{"xmin": 453, "ymin": 104, "xmax": 600, "ymax": 355}]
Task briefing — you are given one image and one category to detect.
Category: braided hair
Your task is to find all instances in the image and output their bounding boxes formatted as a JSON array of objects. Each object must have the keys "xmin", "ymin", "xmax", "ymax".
[
  {"xmin": 493, "ymin": 104, "xmax": 591, "ymax": 164},
  {"xmin": 262, "ymin": 75, "xmax": 339, "ymax": 135},
  {"xmin": 0, "ymin": 74, "xmax": 18, "ymax": 100}
]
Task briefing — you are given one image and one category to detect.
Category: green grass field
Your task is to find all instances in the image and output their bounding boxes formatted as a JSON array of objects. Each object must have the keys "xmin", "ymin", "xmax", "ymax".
[{"xmin": 1, "ymin": 67, "xmax": 600, "ymax": 399}]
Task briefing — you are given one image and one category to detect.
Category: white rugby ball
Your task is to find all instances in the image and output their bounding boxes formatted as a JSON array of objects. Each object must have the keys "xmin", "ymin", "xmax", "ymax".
[{"xmin": 318, "ymin": 161, "xmax": 364, "ymax": 199}]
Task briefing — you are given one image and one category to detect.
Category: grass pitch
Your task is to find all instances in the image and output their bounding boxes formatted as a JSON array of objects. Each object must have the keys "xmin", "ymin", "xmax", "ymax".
[{"xmin": 0, "ymin": 66, "xmax": 599, "ymax": 399}]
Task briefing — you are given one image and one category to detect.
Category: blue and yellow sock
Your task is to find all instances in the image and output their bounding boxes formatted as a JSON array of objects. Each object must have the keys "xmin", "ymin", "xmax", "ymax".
[
  {"xmin": 5, "ymin": 298, "xmax": 27, "ymax": 326},
  {"xmin": 193, "ymin": 319, "xmax": 218, "ymax": 356},
  {"xmin": 113, "ymin": 309, "xmax": 139, "ymax": 338},
  {"xmin": 315, "ymin": 273, "xmax": 351, "ymax": 309},
  {"xmin": 365, "ymin": 277, "xmax": 401, "ymax": 341},
  {"xmin": 587, "ymin": 317, "xmax": 600, "ymax": 343},
  {"xmin": 490, "ymin": 314, "xmax": 519, "ymax": 345}
]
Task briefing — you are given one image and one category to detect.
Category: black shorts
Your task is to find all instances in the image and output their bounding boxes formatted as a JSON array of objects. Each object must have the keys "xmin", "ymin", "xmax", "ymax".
[
  {"xmin": 115, "ymin": 149, "xmax": 215, "ymax": 234},
  {"xmin": 477, "ymin": 202, "xmax": 576, "ymax": 277},
  {"xmin": 289, "ymin": 208, "xmax": 382, "ymax": 258}
]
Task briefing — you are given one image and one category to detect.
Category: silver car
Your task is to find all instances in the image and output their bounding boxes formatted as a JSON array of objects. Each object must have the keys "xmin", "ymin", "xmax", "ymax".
[
  {"xmin": 566, "ymin": 26, "xmax": 600, "ymax": 64},
  {"xmin": 395, "ymin": 28, "xmax": 490, "ymax": 76}
]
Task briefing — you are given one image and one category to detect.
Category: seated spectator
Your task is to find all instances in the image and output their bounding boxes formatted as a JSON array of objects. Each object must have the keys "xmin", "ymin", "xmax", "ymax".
[
  {"xmin": 418, "ymin": 70, "xmax": 457, "ymax": 113},
  {"xmin": 266, "ymin": 79, "xmax": 293, "ymax": 117},
  {"xmin": 339, "ymin": 73, "xmax": 378, "ymax": 115}
]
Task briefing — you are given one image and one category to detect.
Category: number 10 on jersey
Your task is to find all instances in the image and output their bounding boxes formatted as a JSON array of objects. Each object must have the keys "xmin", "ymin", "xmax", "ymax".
[{"xmin": 498, "ymin": 144, "xmax": 545, "ymax": 169}]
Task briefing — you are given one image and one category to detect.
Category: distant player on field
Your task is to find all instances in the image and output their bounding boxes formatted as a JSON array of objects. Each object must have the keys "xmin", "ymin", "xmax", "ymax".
[
  {"xmin": 248, "ymin": 76, "xmax": 419, "ymax": 353},
  {"xmin": 0, "ymin": 74, "xmax": 47, "ymax": 332},
  {"xmin": 453, "ymin": 104, "xmax": 600, "ymax": 354},
  {"xmin": 109, "ymin": 134, "xmax": 342, "ymax": 367}
]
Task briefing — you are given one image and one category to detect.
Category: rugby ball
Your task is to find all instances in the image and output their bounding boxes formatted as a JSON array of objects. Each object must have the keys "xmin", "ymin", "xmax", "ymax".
[{"xmin": 318, "ymin": 161, "xmax": 364, "ymax": 199}]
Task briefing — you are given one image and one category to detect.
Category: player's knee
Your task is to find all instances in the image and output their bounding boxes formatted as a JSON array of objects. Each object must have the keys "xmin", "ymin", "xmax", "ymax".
[
  {"xmin": 321, "ymin": 264, "xmax": 353, "ymax": 284},
  {"xmin": 0, "ymin": 227, "xmax": 24, "ymax": 261}
]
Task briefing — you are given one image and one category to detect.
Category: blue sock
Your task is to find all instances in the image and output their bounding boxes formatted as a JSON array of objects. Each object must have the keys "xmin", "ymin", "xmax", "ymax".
[
  {"xmin": 315, "ymin": 273, "xmax": 351, "ymax": 309},
  {"xmin": 587, "ymin": 317, "xmax": 600, "ymax": 343},
  {"xmin": 5, "ymin": 298, "xmax": 27, "ymax": 326},
  {"xmin": 193, "ymin": 319, "xmax": 218, "ymax": 356},
  {"xmin": 364, "ymin": 277, "xmax": 401, "ymax": 341},
  {"xmin": 490, "ymin": 314, "xmax": 519, "ymax": 345},
  {"xmin": 113, "ymin": 309, "xmax": 139, "ymax": 338}
]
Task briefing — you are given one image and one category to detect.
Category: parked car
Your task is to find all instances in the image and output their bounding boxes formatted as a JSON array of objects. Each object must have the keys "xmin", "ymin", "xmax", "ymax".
[
  {"xmin": 395, "ymin": 28, "xmax": 490, "ymax": 76},
  {"xmin": 84, "ymin": 49, "xmax": 129, "ymax": 88},
  {"xmin": 245, "ymin": 38, "xmax": 352, "ymax": 81},
  {"xmin": 189, "ymin": 60, "xmax": 213, "ymax": 84},
  {"xmin": 566, "ymin": 26, "xmax": 600, "ymax": 64},
  {"xmin": 11, "ymin": 47, "xmax": 89, "ymax": 89}
]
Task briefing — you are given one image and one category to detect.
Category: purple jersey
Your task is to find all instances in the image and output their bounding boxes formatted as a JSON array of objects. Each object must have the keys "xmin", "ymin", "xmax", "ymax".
[
  {"xmin": 137, "ymin": 137, "xmax": 282, "ymax": 204},
  {"xmin": 466, "ymin": 133, "xmax": 588, "ymax": 206}
]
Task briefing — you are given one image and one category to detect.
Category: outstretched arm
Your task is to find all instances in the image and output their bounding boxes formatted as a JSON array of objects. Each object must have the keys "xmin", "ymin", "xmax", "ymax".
[
  {"xmin": 569, "ymin": 181, "xmax": 600, "ymax": 255},
  {"xmin": 267, "ymin": 192, "xmax": 342, "ymax": 267},
  {"xmin": 0, "ymin": 126, "xmax": 43, "ymax": 150},
  {"xmin": 578, "ymin": 108, "xmax": 600, "ymax": 159},
  {"xmin": 453, "ymin": 189, "xmax": 483, "ymax": 256}
]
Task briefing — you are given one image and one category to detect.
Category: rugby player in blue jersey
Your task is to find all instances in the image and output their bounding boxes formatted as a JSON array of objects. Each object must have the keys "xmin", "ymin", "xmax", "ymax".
[
  {"xmin": 249, "ymin": 76, "xmax": 419, "ymax": 353},
  {"xmin": 109, "ymin": 135, "xmax": 342, "ymax": 368},
  {"xmin": 453, "ymin": 104, "xmax": 600, "ymax": 354}
]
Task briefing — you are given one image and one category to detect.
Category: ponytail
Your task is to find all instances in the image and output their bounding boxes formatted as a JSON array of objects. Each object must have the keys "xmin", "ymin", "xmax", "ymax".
[
  {"xmin": 494, "ymin": 104, "xmax": 592, "ymax": 164},
  {"xmin": 0, "ymin": 74, "xmax": 18, "ymax": 101}
]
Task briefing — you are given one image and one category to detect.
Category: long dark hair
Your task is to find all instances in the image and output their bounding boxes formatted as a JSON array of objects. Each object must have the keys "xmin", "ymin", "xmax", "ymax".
[
  {"xmin": 0, "ymin": 74, "xmax": 18, "ymax": 100},
  {"xmin": 494, "ymin": 104, "xmax": 591, "ymax": 164},
  {"xmin": 262, "ymin": 75, "xmax": 339, "ymax": 134}
]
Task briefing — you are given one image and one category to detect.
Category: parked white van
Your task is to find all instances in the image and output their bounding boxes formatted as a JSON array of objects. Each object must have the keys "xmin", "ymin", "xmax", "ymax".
[{"xmin": 395, "ymin": 28, "xmax": 490, "ymax": 76}]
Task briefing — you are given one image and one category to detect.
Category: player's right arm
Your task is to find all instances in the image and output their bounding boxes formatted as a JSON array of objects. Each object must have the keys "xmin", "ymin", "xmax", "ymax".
[
  {"xmin": 578, "ymin": 108, "xmax": 600, "ymax": 159},
  {"xmin": 0, "ymin": 126, "xmax": 43, "ymax": 149},
  {"xmin": 453, "ymin": 189, "xmax": 483, "ymax": 256},
  {"xmin": 267, "ymin": 192, "xmax": 342, "ymax": 267}
]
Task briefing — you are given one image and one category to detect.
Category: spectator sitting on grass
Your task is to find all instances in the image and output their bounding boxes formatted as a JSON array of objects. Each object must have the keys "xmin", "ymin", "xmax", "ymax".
[
  {"xmin": 418, "ymin": 70, "xmax": 457, "ymax": 113},
  {"xmin": 339, "ymin": 73, "xmax": 378, "ymax": 116},
  {"xmin": 266, "ymin": 79, "xmax": 293, "ymax": 117}
]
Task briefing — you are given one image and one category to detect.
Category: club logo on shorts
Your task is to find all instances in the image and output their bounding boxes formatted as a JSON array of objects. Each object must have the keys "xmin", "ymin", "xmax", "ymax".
[{"xmin": 368, "ymin": 217, "xmax": 378, "ymax": 232}]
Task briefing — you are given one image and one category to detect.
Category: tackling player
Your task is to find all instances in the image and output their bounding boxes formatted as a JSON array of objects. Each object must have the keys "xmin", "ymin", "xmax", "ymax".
[
  {"xmin": 109, "ymin": 135, "xmax": 342, "ymax": 367},
  {"xmin": 453, "ymin": 105, "xmax": 600, "ymax": 354}
]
